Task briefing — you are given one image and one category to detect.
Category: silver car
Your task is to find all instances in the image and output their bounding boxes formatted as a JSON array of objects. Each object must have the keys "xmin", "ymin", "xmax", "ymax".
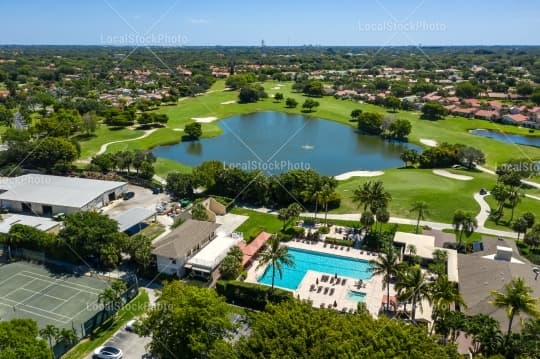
[{"xmin": 93, "ymin": 346, "xmax": 123, "ymax": 359}]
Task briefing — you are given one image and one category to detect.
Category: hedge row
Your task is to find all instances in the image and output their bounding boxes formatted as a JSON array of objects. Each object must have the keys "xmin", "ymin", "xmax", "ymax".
[{"xmin": 216, "ymin": 280, "xmax": 292, "ymax": 310}]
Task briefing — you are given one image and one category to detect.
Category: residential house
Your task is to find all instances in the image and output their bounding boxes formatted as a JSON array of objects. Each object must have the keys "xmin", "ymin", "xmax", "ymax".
[
  {"xmin": 502, "ymin": 113, "xmax": 529, "ymax": 125},
  {"xmin": 152, "ymin": 219, "xmax": 220, "ymax": 277},
  {"xmin": 474, "ymin": 110, "xmax": 501, "ymax": 121}
]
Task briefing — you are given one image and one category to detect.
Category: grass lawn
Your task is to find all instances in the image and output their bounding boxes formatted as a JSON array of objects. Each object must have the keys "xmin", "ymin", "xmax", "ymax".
[
  {"xmin": 334, "ymin": 168, "xmax": 499, "ymax": 223},
  {"xmin": 79, "ymin": 80, "xmax": 540, "ymax": 174},
  {"xmin": 138, "ymin": 223, "xmax": 166, "ymax": 240},
  {"xmin": 231, "ymin": 207, "xmax": 283, "ymax": 241},
  {"xmin": 63, "ymin": 290, "xmax": 149, "ymax": 359},
  {"xmin": 154, "ymin": 157, "xmax": 192, "ymax": 178},
  {"xmin": 483, "ymin": 195, "xmax": 539, "ymax": 231},
  {"xmin": 76, "ymin": 125, "xmax": 144, "ymax": 159}
]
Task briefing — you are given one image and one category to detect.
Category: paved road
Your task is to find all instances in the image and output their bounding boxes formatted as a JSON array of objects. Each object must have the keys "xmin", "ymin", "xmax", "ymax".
[{"xmin": 103, "ymin": 185, "xmax": 166, "ymax": 217}]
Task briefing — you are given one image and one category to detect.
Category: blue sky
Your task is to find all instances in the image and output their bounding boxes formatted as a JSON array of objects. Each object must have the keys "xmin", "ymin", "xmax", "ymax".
[{"xmin": 0, "ymin": 0, "xmax": 538, "ymax": 46}]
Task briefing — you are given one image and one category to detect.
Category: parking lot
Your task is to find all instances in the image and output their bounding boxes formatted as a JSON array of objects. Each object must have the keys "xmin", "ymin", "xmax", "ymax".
[
  {"xmin": 103, "ymin": 184, "xmax": 169, "ymax": 217},
  {"xmin": 86, "ymin": 328, "xmax": 151, "ymax": 359}
]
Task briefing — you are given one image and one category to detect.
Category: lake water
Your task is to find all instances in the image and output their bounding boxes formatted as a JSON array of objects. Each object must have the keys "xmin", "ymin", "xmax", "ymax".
[
  {"xmin": 153, "ymin": 111, "xmax": 420, "ymax": 175},
  {"xmin": 470, "ymin": 129, "xmax": 540, "ymax": 148}
]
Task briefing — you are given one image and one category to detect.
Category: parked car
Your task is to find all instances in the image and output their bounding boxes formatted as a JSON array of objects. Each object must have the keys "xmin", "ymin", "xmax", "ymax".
[
  {"xmin": 52, "ymin": 213, "xmax": 65, "ymax": 221},
  {"xmin": 123, "ymin": 191, "xmax": 135, "ymax": 200},
  {"xmin": 93, "ymin": 346, "xmax": 123, "ymax": 359},
  {"xmin": 125, "ymin": 319, "xmax": 137, "ymax": 332}
]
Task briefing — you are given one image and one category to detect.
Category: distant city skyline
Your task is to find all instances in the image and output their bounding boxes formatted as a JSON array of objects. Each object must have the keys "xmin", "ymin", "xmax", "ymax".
[{"xmin": 1, "ymin": 0, "xmax": 539, "ymax": 46}]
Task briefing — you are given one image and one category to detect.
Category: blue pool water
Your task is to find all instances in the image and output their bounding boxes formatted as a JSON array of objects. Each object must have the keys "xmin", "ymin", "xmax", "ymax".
[
  {"xmin": 347, "ymin": 291, "xmax": 367, "ymax": 302},
  {"xmin": 258, "ymin": 247, "xmax": 372, "ymax": 290}
]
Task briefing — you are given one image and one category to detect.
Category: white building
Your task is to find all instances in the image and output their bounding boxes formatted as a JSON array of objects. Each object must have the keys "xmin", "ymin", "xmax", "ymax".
[
  {"xmin": 151, "ymin": 219, "xmax": 220, "ymax": 277},
  {"xmin": 0, "ymin": 174, "xmax": 128, "ymax": 216}
]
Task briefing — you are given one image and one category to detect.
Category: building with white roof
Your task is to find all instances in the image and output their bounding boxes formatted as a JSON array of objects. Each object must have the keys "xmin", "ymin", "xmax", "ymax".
[
  {"xmin": 0, "ymin": 214, "xmax": 61, "ymax": 234},
  {"xmin": 0, "ymin": 174, "xmax": 128, "ymax": 216},
  {"xmin": 185, "ymin": 232, "xmax": 243, "ymax": 280}
]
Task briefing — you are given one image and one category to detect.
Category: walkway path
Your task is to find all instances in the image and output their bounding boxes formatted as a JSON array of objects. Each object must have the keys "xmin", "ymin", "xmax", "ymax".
[
  {"xmin": 244, "ymin": 205, "xmax": 518, "ymax": 239},
  {"xmin": 96, "ymin": 128, "xmax": 158, "ymax": 156},
  {"xmin": 476, "ymin": 165, "xmax": 540, "ymax": 189}
]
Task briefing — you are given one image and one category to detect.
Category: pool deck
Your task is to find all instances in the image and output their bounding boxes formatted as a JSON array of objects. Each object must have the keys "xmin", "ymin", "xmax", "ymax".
[{"xmin": 245, "ymin": 241, "xmax": 389, "ymax": 317}]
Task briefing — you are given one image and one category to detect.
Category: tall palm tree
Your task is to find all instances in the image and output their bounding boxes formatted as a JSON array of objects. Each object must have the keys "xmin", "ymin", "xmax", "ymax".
[
  {"xmin": 410, "ymin": 201, "xmax": 429, "ymax": 234},
  {"xmin": 395, "ymin": 265, "xmax": 431, "ymax": 321},
  {"xmin": 302, "ymin": 188, "xmax": 321, "ymax": 223},
  {"xmin": 256, "ymin": 235, "xmax": 294, "ymax": 292},
  {"xmin": 318, "ymin": 184, "xmax": 336, "ymax": 226},
  {"xmin": 406, "ymin": 244, "xmax": 417, "ymax": 264},
  {"xmin": 98, "ymin": 287, "xmax": 119, "ymax": 313},
  {"xmin": 491, "ymin": 184, "xmax": 509, "ymax": 218},
  {"xmin": 39, "ymin": 324, "xmax": 59, "ymax": 353},
  {"xmin": 370, "ymin": 246, "xmax": 399, "ymax": 312},
  {"xmin": 430, "ymin": 275, "xmax": 466, "ymax": 334},
  {"xmin": 453, "ymin": 210, "xmax": 477, "ymax": 245},
  {"xmin": 490, "ymin": 277, "xmax": 540, "ymax": 340},
  {"xmin": 507, "ymin": 189, "xmax": 522, "ymax": 222},
  {"xmin": 353, "ymin": 180, "xmax": 392, "ymax": 213}
]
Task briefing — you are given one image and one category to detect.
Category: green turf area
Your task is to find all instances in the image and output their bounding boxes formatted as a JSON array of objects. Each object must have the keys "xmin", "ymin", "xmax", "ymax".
[
  {"xmin": 80, "ymin": 80, "xmax": 540, "ymax": 171},
  {"xmin": 483, "ymin": 195, "xmax": 540, "ymax": 231},
  {"xmin": 154, "ymin": 157, "xmax": 192, "ymax": 178},
  {"xmin": 231, "ymin": 207, "xmax": 283, "ymax": 241},
  {"xmin": 63, "ymin": 290, "xmax": 149, "ymax": 359},
  {"xmin": 76, "ymin": 125, "xmax": 144, "ymax": 159},
  {"xmin": 0, "ymin": 261, "xmax": 109, "ymax": 332},
  {"xmin": 138, "ymin": 223, "xmax": 166, "ymax": 240},
  {"xmin": 334, "ymin": 168, "xmax": 500, "ymax": 223}
]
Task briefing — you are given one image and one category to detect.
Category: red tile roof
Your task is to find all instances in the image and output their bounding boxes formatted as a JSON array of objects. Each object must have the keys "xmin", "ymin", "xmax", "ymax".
[{"xmin": 238, "ymin": 231, "xmax": 272, "ymax": 267}]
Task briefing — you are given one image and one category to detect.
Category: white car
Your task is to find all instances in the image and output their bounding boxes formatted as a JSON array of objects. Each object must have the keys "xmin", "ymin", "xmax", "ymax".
[
  {"xmin": 125, "ymin": 319, "xmax": 137, "ymax": 332},
  {"xmin": 93, "ymin": 346, "xmax": 123, "ymax": 359}
]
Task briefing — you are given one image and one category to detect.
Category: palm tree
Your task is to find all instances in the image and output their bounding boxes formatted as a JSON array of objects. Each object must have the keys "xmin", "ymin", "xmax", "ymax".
[
  {"xmin": 490, "ymin": 277, "xmax": 540, "ymax": 340},
  {"xmin": 352, "ymin": 180, "xmax": 392, "ymax": 213},
  {"xmin": 410, "ymin": 201, "xmax": 429, "ymax": 234},
  {"xmin": 317, "ymin": 184, "xmax": 336, "ymax": 226},
  {"xmin": 58, "ymin": 328, "xmax": 78, "ymax": 347},
  {"xmin": 507, "ymin": 189, "xmax": 522, "ymax": 222},
  {"xmin": 430, "ymin": 275, "xmax": 466, "ymax": 335},
  {"xmin": 98, "ymin": 287, "xmax": 119, "ymax": 313},
  {"xmin": 39, "ymin": 324, "xmax": 59, "ymax": 352},
  {"xmin": 453, "ymin": 210, "xmax": 477, "ymax": 245},
  {"xmin": 302, "ymin": 188, "xmax": 321, "ymax": 223},
  {"xmin": 256, "ymin": 235, "xmax": 294, "ymax": 292},
  {"xmin": 375, "ymin": 208, "xmax": 390, "ymax": 233},
  {"xmin": 395, "ymin": 265, "xmax": 431, "ymax": 321},
  {"xmin": 406, "ymin": 244, "xmax": 417, "ymax": 264},
  {"xmin": 370, "ymin": 246, "xmax": 399, "ymax": 312},
  {"xmin": 512, "ymin": 217, "xmax": 528, "ymax": 242},
  {"xmin": 491, "ymin": 184, "xmax": 509, "ymax": 219}
]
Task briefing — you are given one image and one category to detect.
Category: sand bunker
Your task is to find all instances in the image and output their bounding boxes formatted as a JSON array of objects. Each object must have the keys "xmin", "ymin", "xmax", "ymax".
[{"xmin": 334, "ymin": 171, "xmax": 384, "ymax": 181}]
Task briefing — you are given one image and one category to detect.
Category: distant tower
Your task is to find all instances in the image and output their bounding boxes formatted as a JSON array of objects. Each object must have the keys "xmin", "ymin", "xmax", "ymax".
[{"xmin": 261, "ymin": 39, "xmax": 265, "ymax": 48}]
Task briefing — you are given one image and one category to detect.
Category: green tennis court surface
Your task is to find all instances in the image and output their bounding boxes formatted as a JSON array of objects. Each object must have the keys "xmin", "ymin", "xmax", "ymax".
[{"xmin": 0, "ymin": 261, "xmax": 110, "ymax": 331}]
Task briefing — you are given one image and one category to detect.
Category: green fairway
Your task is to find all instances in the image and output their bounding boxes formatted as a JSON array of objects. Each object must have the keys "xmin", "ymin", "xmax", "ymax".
[
  {"xmin": 334, "ymin": 168, "xmax": 498, "ymax": 223},
  {"xmin": 81, "ymin": 80, "xmax": 540, "ymax": 170},
  {"xmin": 76, "ymin": 125, "xmax": 144, "ymax": 159}
]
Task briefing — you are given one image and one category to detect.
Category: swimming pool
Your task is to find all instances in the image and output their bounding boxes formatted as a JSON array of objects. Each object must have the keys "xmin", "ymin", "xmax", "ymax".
[
  {"xmin": 257, "ymin": 247, "xmax": 372, "ymax": 290},
  {"xmin": 347, "ymin": 290, "xmax": 367, "ymax": 302}
]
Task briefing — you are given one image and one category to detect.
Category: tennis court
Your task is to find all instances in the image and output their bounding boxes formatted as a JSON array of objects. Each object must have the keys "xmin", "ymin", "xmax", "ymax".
[{"xmin": 0, "ymin": 261, "xmax": 110, "ymax": 331}]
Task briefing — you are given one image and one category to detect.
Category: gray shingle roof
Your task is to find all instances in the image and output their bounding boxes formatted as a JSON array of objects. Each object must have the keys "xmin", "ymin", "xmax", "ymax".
[{"xmin": 152, "ymin": 219, "xmax": 220, "ymax": 258}]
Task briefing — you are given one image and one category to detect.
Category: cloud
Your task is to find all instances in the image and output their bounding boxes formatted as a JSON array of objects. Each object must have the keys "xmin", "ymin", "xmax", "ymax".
[{"xmin": 188, "ymin": 18, "xmax": 209, "ymax": 25}]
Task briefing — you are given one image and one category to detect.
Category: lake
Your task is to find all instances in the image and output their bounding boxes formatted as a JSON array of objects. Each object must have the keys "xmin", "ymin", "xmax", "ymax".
[
  {"xmin": 153, "ymin": 111, "xmax": 420, "ymax": 175},
  {"xmin": 470, "ymin": 129, "xmax": 540, "ymax": 148}
]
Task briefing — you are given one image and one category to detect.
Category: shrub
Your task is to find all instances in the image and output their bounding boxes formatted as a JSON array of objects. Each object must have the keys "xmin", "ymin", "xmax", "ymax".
[
  {"xmin": 216, "ymin": 280, "xmax": 292, "ymax": 310},
  {"xmin": 283, "ymin": 226, "xmax": 305, "ymax": 238},
  {"xmin": 318, "ymin": 226, "xmax": 330, "ymax": 234},
  {"xmin": 325, "ymin": 237, "xmax": 354, "ymax": 247}
]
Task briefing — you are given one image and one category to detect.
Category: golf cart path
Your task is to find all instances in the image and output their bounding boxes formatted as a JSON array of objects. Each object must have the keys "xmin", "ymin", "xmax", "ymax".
[
  {"xmin": 244, "ymin": 204, "xmax": 518, "ymax": 239},
  {"xmin": 476, "ymin": 165, "xmax": 540, "ymax": 189},
  {"xmin": 96, "ymin": 128, "xmax": 158, "ymax": 156}
]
